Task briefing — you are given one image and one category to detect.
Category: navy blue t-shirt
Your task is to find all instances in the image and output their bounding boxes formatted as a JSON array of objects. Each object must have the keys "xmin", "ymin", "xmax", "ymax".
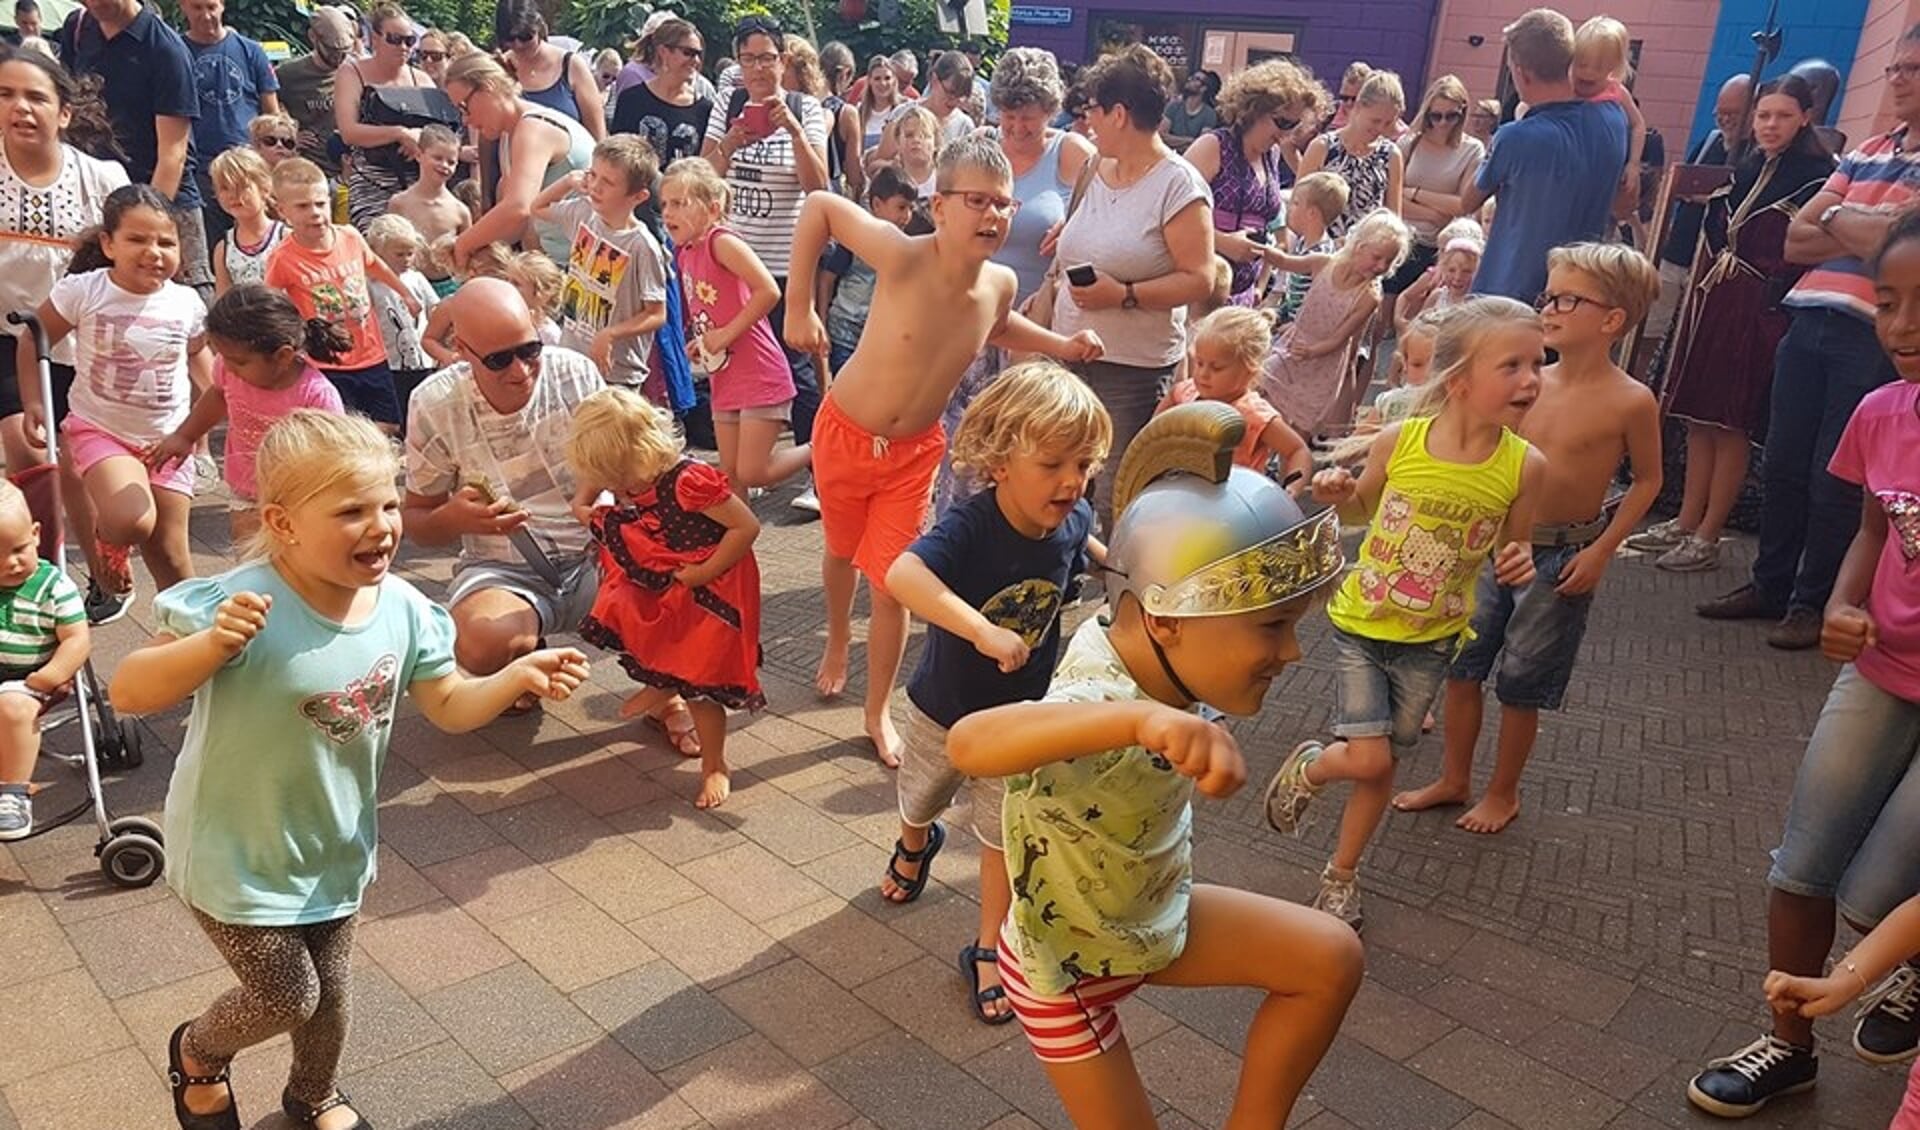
[
  {"xmin": 905, "ymin": 489, "xmax": 1092, "ymax": 728},
  {"xmin": 186, "ymin": 32, "xmax": 278, "ymax": 180},
  {"xmin": 68, "ymin": 4, "xmax": 203, "ymax": 207},
  {"xmin": 1472, "ymin": 98, "xmax": 1627, "ymax": 302}
]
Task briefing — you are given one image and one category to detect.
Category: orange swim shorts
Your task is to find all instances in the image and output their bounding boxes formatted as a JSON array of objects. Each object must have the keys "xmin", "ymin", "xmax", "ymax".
[{"xmin": 812, "ymin": 395, "xmax": 946, "ymax": 594}]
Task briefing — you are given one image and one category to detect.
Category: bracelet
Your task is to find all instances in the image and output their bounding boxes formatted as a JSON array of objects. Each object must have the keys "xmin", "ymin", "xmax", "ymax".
[{"xmin": 1842, "ymin": 958, "xmax": 1870, "ymax": 994}]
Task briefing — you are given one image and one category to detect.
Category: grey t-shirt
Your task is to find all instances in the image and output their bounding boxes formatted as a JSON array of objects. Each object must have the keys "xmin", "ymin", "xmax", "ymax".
[
  {"xmin": 1051, "ymin": 155, "xmax": 1213, "ymax": 369},
  {"xmin": 548, "ymin": 197, "xmax": 670, "ymax": 386}
]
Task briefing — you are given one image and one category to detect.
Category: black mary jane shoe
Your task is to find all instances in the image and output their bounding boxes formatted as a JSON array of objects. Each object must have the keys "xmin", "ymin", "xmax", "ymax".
[
  {"xmin": 166, "ymin": 1022, "xmax": 240, "ymax": 1130},
  {"xmin": 283, "ymin": 1087, "xmax": 374, "ymax": 1130}
]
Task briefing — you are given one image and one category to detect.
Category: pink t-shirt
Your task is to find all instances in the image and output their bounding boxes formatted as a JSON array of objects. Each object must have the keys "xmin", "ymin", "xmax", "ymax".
[
  {"xmin": 675, "ymin": 224, "xmax": 795, "ymax": 412},
  {"xmin": 1163, "ymin": 379, "xmax": 1284, "ymax": 470},
  {"xmin": 215, "ymin": 360, "xmax": 345, "ymax": 500},
  {"xmin": 1830, "ymin": 379, "xmax": 1920, "ymax": 700},
  {"xmin": 1894, "ymin": 1058, "xmax": 1920, "ymax": 1130},
  {"xmin": 1588, "ymin": 78, "xmax": 1631, "ymax": 107}
]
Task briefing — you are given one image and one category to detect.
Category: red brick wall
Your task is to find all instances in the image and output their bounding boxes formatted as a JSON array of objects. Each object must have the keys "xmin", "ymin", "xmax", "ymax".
[{"xmin": 1835, "ymin": 0, "xmax": 1914, "ymax": 146}]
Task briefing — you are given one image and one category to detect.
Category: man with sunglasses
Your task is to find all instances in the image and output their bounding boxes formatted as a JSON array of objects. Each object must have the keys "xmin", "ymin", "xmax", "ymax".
[
  {"xmin": 275, "ymin": 5, "xmax": 358, "ymax": 175},
  {"xmin": 403, "ymin": 279, "xmax": 605, "ymax": 698},
  {"xmin": 180, "ymin": 0, "xmax": 280, "ymax": 250}
]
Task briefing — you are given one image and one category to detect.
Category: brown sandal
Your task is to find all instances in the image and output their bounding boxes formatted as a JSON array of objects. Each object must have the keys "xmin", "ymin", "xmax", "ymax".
[{"xmin": 644, "ymin": 703, "xmax": 702, "ymax": 756}]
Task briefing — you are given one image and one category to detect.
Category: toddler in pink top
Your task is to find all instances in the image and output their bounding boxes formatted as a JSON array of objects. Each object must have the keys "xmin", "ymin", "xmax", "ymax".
[
  {"xmin": 154, "ymin": 286, "xmax": 348, "ymax": 544},
  {"xmin": 1157, "ymin": 307, "xmax": 1312, "ymax": 481},
  {"xmin": 660, "ymin": 158, "xmax": 810, "ymax": 497},
  {"xmin": 1572, "ymin": 16, "xmax": 1647, "ymax": 216}
]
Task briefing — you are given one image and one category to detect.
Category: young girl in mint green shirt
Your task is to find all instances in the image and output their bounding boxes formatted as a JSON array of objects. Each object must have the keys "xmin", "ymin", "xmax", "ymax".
[{"xmin": 110, "ymin": 410, "xmax": 591, "ymax": 1130}]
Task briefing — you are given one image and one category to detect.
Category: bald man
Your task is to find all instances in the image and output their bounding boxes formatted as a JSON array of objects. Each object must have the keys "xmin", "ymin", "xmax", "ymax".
[
  {"xmin": 1645, "ymin": 74, "xmax": 1752, "ymax": 343},
  {"xmin": 402, "ymin": 279, "xmax": 605, "ymax": 689},
  {"xmin": 274, "ymin": 5, "xmax": 357, "ymax": 174}
]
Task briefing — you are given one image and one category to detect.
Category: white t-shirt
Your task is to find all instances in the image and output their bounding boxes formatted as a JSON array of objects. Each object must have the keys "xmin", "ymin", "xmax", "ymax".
[
  {"xmin": 0, "ymin": 144, "xmax": 129, "ymax": 367},
  {"xmin": 404, "ymin": 345, "xmax": 604, "ymax": 565},
  {"xmin": 372, "ymin": 269, "xmax": 438, "ymax": 372},
  {"xmin": 704, "ymin": 92, "xmax": 828, "ymax": 276},
  {"xmin": 50, "ymin": 269, "xmax": 206, "ymax": 444}
]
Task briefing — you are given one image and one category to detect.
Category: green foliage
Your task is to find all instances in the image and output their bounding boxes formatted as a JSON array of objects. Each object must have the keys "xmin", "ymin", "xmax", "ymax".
[{"xmin": 551, "ymin": 0, "xmax": 1007, "ymax": 72}]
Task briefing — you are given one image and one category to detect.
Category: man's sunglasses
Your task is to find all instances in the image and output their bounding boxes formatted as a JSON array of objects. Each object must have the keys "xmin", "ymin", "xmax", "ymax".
[{"xmin": 468, "ymin": 339, "xmax": 544, "ymax": 371}]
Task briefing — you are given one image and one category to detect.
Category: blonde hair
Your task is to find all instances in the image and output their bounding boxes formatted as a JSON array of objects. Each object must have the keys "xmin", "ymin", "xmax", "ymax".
[
  {"xmin": 593, "ymin": 133, "xmax": 660, "ymax": 196},
  {"xmin": 270, "ymin": 156, "xmax": 328, "ymax": 196},
  {"xmin": 784, "ymin": 35, "xmax": 826, "ymax": 97},
  {"xmin": 1547, "ymin": 241, "xmax": 1661, "ymax": 331},
  {"xmin": 444, "ymin": 238, "xmax": 516, "ymax": 282},
  {"xmin": 661, "ymin": 156, "xmax": 730, "ymax": 211},
  {"xmin": 1341, "ymin": 61, "xmax": 1373, "ymax": 92},
  {"xmin": 566, "ymin": 386, "xmax": 683, "ymax": 490},
  {"xmin": 249, "ymin": 410, "xmax": 399, "ymax": 559},
  {"xmin": 890, "ymin": 104, "xmax": 939, "ymax": 145},
  {"xmin": 949, "ymin": 361, "xmax": 1113, "ymax": 478},
  {"xmin": 444, "ymin": 51, "xmax": 519, "ymax": 96},
  {"xmin": 1355, "ymin": 70, "xmax": 1405, "ymax": 113},
  {"xmin": 209, "ymin": 145, "xmax": 273, "ymax": 202},
  {"xmin": 1414, "ymin": 74, "xmax": 1471, "ymax": 144},
  {"xmin": 1192, "ymin": 306, "xmax": 1277, "ymax": 372},
  {"xmin": 248, "ymin": 112, "xmax": 298, "ymax": 146},
  {"xmin": 1504, "ymin": 9, "xmax": 1576, "ymax": 81},
  {"xmin": 1289, "ymin": 171, "xmax": 1350, "ymax": 224},
  {"xmin": 366, "ymin": 213, "xmax": 424, "ymax": 258},
  {"xmin": 0, "ymin": 478, "xmax": 31, "ymax": 528},
  {"xmin": 1336, "ymin": 208, "xmax": 1412, "ymax": 273},
  {"xmin": 1574, "ymin": 15, "xmax": 1632, "ymax": 80},
  {"xmin": 1403, "ymin": 306, "xmax": 1447, "ymax": 346},
  {"xmin": 506, "ymin": 250, "xmax": 564, "ymax": 317}
]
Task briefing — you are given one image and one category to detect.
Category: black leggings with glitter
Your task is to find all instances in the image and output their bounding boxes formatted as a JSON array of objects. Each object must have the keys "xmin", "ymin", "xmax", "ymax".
[{"xmin": 183, "ymin": 908, "xmax": 357, "ymax": 1105}]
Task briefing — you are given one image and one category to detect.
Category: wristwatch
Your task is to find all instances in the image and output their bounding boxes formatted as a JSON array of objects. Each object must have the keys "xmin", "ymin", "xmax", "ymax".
[
  {"xmin": 1122, "ymin": 282, "xmax": 1139, "ymax": 310},
  {"xmin": 1820, "ymin": 203, "xmax": 1845, "ymax": 231}
]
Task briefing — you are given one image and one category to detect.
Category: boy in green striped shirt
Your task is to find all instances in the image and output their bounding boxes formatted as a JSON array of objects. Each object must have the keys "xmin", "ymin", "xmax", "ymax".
[{"xmin": 0, "ymin": 480, "xmax": 91, "ymax": 840}]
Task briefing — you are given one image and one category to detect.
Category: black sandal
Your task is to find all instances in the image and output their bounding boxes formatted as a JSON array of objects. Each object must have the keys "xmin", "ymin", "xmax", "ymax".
[
  {"xmin": 167, "ymin": 1022, "xmax": 240, "ymax": 1130},
  {"xmin": 881, "ymin": 821, "xmax": 945, "ymax": 903},
  {"xmin": 283, "ymin": 1088, "xmax": 373, "ymax": 1130},
  {"xmin": 958, "ymin": 944, "xmax": 1017, "ymax": 1026}
]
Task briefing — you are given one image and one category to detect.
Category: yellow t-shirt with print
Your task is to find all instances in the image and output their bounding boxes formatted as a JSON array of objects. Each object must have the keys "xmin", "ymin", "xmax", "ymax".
[{"xmin": 1328, "ymin": 416, "xmax": 1530, "ymax": 644}]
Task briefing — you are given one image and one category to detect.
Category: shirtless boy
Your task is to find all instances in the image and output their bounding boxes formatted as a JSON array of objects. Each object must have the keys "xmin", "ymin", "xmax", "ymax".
[
  {"xmin": 785, "ymin": 135, "xmax": 1103, "ymax": 765},
  {"xmin": 388, "ymin": 124, "xmax": 472, "ymax": 297},
  {"xmin": 1396, "ymin": 241, "xmax": 1662, "ymax": 833}
]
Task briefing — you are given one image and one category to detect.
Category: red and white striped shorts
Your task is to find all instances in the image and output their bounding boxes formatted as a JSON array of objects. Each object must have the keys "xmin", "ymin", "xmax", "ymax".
[{"xmin": 996, "ymin": 921, "xmax": 1146, "ymax": 1064}]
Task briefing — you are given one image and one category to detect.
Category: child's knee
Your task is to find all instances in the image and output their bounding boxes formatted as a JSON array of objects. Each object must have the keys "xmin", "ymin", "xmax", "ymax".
[{"xmin": 1343, "ymin": 738, "xmax": 1395, "ymax": 781}]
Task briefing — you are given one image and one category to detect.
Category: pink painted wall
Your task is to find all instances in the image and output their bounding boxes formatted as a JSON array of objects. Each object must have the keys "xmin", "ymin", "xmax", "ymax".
[
  {"xmin": 1835, "ymin": 0, "xmax": 1913, "ymax": 145},
  {"xmin": 1425, "ymin": 0, "xmax": 1721, "ymax": 152}
]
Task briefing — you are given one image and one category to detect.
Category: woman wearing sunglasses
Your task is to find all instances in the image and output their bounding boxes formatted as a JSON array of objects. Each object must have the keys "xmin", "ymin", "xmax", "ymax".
[
  {"xmin": 610, "ymin": 18, "xmax": 713, "ymax": 183},
  {"xmin": 414, "ymin": 27, "xmax": 451, "ymax": 86},
  {"xmin": 445, "ymin": 51, "xmax": 595, "ymax": 265},
  {"xmin": 495, "ymin": 0, "xmax": 606, "ymax": 140},
  {"xmin": 1183, "ymin": 59, "xmax": 1326, "ymax": 304},
  {"xmin": 334, "ymin": 1, "xmax": 436, "ymax": 231},
  {"xmin": 1389, "ymin": 74, "xmax": 1486, "ymax": 300}
]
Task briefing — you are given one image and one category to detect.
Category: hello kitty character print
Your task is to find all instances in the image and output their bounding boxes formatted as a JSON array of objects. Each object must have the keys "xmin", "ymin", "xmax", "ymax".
[
  {"xmin": 1829, "ymin": 379, "xmax": 1920, "ymax": 699},
  {"xmin": 671, "ymin": 223, "xmax": 795, "ymax": 413},
  {"xmin": 1329, "ymin": 416, "xmax": 1531, "ymax": 645}
]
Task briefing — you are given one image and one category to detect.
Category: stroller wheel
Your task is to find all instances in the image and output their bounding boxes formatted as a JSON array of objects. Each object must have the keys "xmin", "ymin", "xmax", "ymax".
[
  {"xmin": 108, "ymin": 815, "xmax": 163, "ymax": 845},
  {"xmin": 117, "ymin": 723, "xmax": 142, "ymax": 769},
  {"xmin": 99, "ymin": 832, "xmax": 163, "ymax": 888}
]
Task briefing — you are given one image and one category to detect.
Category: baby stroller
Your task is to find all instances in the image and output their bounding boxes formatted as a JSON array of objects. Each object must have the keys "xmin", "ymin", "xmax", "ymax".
[{"xmin": 4, "ymin": 311, "xmax": 159, "ymax": 888}]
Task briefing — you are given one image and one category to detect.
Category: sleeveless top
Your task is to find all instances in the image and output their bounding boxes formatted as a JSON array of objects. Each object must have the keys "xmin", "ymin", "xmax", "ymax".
[
  {"xmin": 823, "ymin": 93, "xmax": 849, "ymax": 189},
  {"xmin": 522, "ymin": 49, "xmax": 583, "ymax": 121},
  {"xmin": 1206, "ymin": 126, "xmax": 1291, "ymax": 296},
  {"xmin": 1000, "ymin": 131, "xmax": 1071, "ymax": 302},
  {"xmin": 675, "ymin": 223, "xmax": 794, "ymax": 411},
  {"xmin": 1327, "ymin": 415, "xmax": 1530, "ymax": 644},
  {"xmin": 224, "ymin": 220, "xmax": 286, "ymax": 289},
  {"xmin": 1320, "ymin": 129, "xmax": 1396, "ymax": 240},
  {"xmin": 502, "ymin": 103, "xmax": 597, "ymax": 261}
]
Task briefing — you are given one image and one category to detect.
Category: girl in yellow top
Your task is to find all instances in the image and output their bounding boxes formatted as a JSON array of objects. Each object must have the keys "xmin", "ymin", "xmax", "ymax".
[{"xmin": 1264, "ymin": 296, "xmax": 1547, "ymax": 930}]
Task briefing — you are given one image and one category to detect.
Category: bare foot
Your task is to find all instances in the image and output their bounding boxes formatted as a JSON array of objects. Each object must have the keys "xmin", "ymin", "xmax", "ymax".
[
  {"xmin": 867, "ymin": 712, "xmax": 902, "ymax": 769},
  {"xmin": 1456, "ymin": 794, "xmax": 1519, "ymax": 834},
  {"xmin": 816, "ymin": 637, "xmax": 849, "ymax": 697},
  {"xmin": 1392, "ymin": 779, "xmax": 1470, "ymax": 812},
  {"xmin": 695, "ymin": 769, "xmax": 732, "ymax": 809}
]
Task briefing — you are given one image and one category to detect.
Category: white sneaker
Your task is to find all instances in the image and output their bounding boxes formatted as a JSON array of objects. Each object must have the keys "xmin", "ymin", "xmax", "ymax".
[
  {"xmin": 1625, "ymin": 518, "xmax": 1688, "ymax": 552},
  {"xmin": 791, "ymin": 479, "xmax": 821, "ymax": 514},
  {"xmin": 0, "ymin": 787, "xmax": 30, "ymax": 841},
  {"xmin": 1656, "ymin": 535, "xmax": 1721, "ymax": 573}
]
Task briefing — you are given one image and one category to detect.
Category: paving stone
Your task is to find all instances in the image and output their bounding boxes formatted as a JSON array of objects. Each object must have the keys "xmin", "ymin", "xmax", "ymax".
[
  {"xmin": 492, "ymin": 894, "xmax": 658, "ymax": 992},
  {"xmin": 420, "ymin": 843, "xmax": 576, "ymax": 926},
  {"xmin": 355, "ymin": 899, "xmax": 516, "ymax": 995},
  {"xmin": 336, "ymin": 958, "xmax": 451, "ymax": 1075},
  {"xmin": 962, "ymin": 1037, "xmax": 1074, "ymax": 1130},
  {"xmin": 426, "ymin": 748, "xmax": 556, "ymax": 814},
  {"xmin": 1298, "ymin": 1036, "xmax": 1475, "ymax": 1130},
  {"xmin": 418, "ymin": 961, "xmax": 601, "ymax": 1075},
  {"xmin": 340, "ymin": 1039, "xmax": 534, "ymax": 1130},
  {"xmin": 678, "ymin": 840, "xmax": 837, "ymax": 924},
  {"xmin": 627, "ymin": 894, "xmax": 790, "ymax": 988},
  {"xmin": 611, "ymin": 796, "xmax": 748, "ymax": 865},
  {"xmin": 480, "ymin": 792, "xmax": 619, "ymax": 864},
  {"xmin": 1421, "ymin": 976, "xmax": 1558, "ymax": 1047},
  {"xmin": 0, "ymin": 893, "xmax": 79, "ymax": 990},
  {"xmin": 546, "ymin": 838, "xmax": 704, "ymax": 923},
  {"xmin": 1407, "ymin": 1027, "xmax": 1621, "ymax": 1130},
  {"xmin": 815, "ymin": 1033, "xmax": 1011, "ymax": 1130},
  {"xmin": 854, "ymin": 955, "xmax": 1024, "ymax": 1064},
  {"xmin": 733, "ymin": 790, "xmax": 862, "ymax": 864},
  {"xmin": 1339, "ymin": 979, "xmax": 1457, "ymax": 1062},
  {"xmin": 2, "ymin": 1046, "xmax": 171, "ymax": 1130},
  {"xmin": 111, "ymin": 966, "xmax": 237, "ymax": 1075},
  {"xmin": 1134, "ymin": 1025, "xmax": 1244, "ymax": 1127},
  {"xmin": 0, "ymin": 966, "xmax": 131, "ymax": 1086},
  {"xmin": 498, "ymin": 1038, "xmax": 703, "ymax": 1130},
  {"xmin": 760, "ymin": 897, "xmax": 925, "ymax": 990},
  {"xmin": 1528, "ymin": 1016, "xmax": 1674, "ymax": 1102},
  {"xmin": 1444, "ymin": 931, "xmax": 1635, "ymax": 1029},
  {"xmin": 713, "ymin": 957, "xmax": 892, "ymax": 1066},
  {"xmin": 1133, "ymin": 984, "xmax": 1263, "ymax": 1054},
  {"xmin": 377, "ymin": 789, "xmax": 505, "ymax": 868},
  {"xmin": 659, "ymin": 1034, "xmax": 856, "ymax": 1130},
  {"xmin": 359, "ymin": 843, "xmax": 441, "ymax": 920},
  {"xmin": 572, "ymin": 960, "xmax": 754, "ymax": 1072},
  {"xmin": 538, "ymin": 749, "xmax": 669, "ymax": 816},
  {"xmin": 63, "ymin": 895, "xmax": 226, "ymax": 999}
]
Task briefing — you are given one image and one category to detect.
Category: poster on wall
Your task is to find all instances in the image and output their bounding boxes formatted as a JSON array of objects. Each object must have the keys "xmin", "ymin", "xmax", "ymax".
[{"xmin": 1094, "ymin": 17, "xmax": 1192, "ymax": 74}]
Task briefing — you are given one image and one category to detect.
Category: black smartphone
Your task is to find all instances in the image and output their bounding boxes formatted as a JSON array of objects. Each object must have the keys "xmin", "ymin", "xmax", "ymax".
[
  {"xmin": 1066, "ymin": 263, "xmax": 1097, "ymax": 287},
  {"xmin": 1248, "ymin": 228, "xmax": 1271, "ymax": 246}
]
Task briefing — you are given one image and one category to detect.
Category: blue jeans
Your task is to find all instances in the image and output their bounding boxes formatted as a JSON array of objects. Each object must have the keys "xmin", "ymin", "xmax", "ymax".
[
  {"xmin": 1753, "ymin": 308, "xmax": 1896, "ymax": 612},
  {"xmin": 1449, "ymin": 544, "xmax": 1594, "ymax": 710},
  {"xmin": 1769, "ymin": 664, "xmax": 1920, "ymax": 927},
  {"xmin": 1331, "ymin": 629, "xmax": 1456, "ymax": 749},
  {"xmin": 770, "ymin": 278, "xmax": 821, "ymax": 445},
  {"xmin": 1076, "ymin": 360, "xmax": 1173, "ymax": 534}
]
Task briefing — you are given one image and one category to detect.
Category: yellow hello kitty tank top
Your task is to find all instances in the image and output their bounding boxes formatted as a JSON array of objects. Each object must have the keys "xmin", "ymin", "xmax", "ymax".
[{"xmin": 1328, "ymin": 416, "xmax": 1530, "ymax": 644}]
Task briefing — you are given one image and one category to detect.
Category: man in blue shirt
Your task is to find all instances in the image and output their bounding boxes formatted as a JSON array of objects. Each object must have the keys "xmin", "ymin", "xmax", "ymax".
[
  {"xmin": 1462, "ymin": 8, "xmax": 1627, "ymax": 303},
  {"xmin": 181, "ymin": 0, "xmax": 280, "ymax": 250},
  {"xmin": 68, "ymin": 0, "xmax": 212, "ymax": 298}
]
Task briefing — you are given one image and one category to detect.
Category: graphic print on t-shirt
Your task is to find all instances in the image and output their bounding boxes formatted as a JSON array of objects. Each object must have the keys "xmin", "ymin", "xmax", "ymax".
[
  {"xmin": 1353, "ymin": 489, "xmax": 1502, "ymax": 628},
  {"xmin": 81, "ymin": 311, "xmax": 191, "ymax": 411},
  {"xmin": 1880, "ymin": 489, "xmax": 1920, "ymax": 562},
  {"xmin": 980, "ymin": 578, "xmax": 1063, "ymax": 649},
  {"xmin": 299, "ymin": 653, "xmax": 400, "ymax": 744},
  {"xmin": 560, "ymin": 222, "xmax": 631, "ymax": 338}
]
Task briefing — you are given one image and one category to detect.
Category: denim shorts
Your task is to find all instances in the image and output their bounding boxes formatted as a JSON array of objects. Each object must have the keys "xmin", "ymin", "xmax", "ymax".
[
  {"xmin": 1768, "ymin": 664, "xmax": 1920, "ymax": 927},
  {"xmin": 1331, "ymin": 629, "xmax": 1456, "ymax": 749},
  {"xmin": 1449, "ymin": 545, "xmax": 1594, "ymax": 710}
]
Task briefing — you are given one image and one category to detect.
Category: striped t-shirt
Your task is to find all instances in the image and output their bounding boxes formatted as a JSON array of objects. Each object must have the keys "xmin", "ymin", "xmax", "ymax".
[
  {"xmin": 0, "ymin": 561, "xmax": 83, "ymax": 671},
  {"xmin": 1785, "ymin": 128, "xmax": 1920, "ymax": 322},
  {"xmin": 703, "ymin": 93, "xmax": 828, "ymax": 277}
]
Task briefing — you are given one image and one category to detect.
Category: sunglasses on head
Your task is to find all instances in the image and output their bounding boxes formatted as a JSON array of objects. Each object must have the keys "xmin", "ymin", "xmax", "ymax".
[
  {"xmin": 734, "ymin": 15, "xmax": 781, "ymax": 40},
  {"xmin": 471, "ymin": 339, "xmax": 544, "ymax": 371},
  {"xmin": 384, "ymin": 31, "xmax": 417, "ymax": 46},
  {"xmin": 1427, "ymin": 109, "xmax": 1463, "ymax": 124},
  {"xmin": 258, "ymin": 134, "xmax": 297, "ymax": 149}
]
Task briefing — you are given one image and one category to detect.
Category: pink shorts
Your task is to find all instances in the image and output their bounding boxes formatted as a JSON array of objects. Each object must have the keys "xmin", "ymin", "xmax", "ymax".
[
  {"xmin": 997, "ymin": 921, "xmax": 1146, "ymax": 1064},
  {"xmin": 63, "ymin": 415, "xmax": 194, "ymax": 497}
]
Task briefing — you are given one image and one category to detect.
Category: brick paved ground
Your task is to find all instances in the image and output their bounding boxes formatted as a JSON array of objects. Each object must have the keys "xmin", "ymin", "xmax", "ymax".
[{"xmin": 0, "ymin": 475, "xmax": 1910, "ymax": 1130}]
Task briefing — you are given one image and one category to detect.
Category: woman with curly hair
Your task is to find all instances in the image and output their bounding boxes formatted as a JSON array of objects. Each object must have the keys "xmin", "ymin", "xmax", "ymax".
[
  {"xmin": 1390, "ymin": 74, "xmax": 1486, "ymax": 296},
  {"xmin": 1184, "ymin": 60, "xmax": 1327, "ymax": 303}
]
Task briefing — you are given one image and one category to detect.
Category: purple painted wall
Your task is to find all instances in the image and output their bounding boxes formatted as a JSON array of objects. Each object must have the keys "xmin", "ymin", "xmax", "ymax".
[{"xmin": 1010, "ymin": 0, "xmax": 1439, "ymax": 96}]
